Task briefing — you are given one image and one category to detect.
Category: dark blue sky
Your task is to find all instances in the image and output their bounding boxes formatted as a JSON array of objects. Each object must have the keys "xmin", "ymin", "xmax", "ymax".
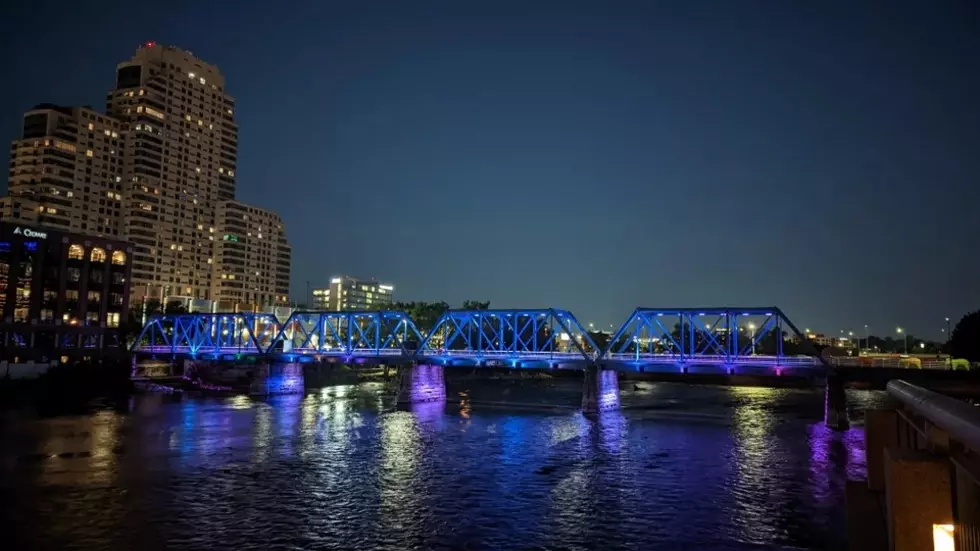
[{"xmin": 2, "ymin": 1, "xmax": 978, "ymax": 337}]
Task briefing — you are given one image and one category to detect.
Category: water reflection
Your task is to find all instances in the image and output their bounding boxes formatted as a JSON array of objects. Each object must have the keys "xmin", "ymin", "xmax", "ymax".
[{"xmin": 0, "ymin": 383, "xmax": 880, "ymax": 550}]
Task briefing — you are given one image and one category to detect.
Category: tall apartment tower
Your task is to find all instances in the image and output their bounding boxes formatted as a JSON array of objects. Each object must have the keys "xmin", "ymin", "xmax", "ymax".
[
  {"xmin": 2, "ymin": 105, "xmax": 125, "ymax": 237},
  {"xmin": 106, "ymin": 42, "xmax": 239, "ymax": 303}
]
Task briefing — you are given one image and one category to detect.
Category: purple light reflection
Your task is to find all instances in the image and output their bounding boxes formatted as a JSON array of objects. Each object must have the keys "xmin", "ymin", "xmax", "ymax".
[
  {"xmin": 598, "ymin": 369, "xmax": 620, "ymax": 411},
  {"xmin": 409, "ymin": 364, "xmax": 446, "ymax": 403}
]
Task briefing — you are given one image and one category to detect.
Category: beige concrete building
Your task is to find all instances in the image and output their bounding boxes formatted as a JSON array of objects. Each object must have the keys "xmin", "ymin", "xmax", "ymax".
[
  {"xmin": 2, "ymin": 105, "xmax": 125, "ymax": 237},
  {"xmin": 106, "ymin": 42, "xmax": 239, "ymax": 303},
  {"xmin": 212, "ymin": 200, "xmax": 291, "ymax": 309},
  {"xmin": 312, "ymin": 276, "xmax": 393, "ymax": 311},
  {"xmin": 1, "ymin": 42, "xmax": 292, "ymax": 310}
]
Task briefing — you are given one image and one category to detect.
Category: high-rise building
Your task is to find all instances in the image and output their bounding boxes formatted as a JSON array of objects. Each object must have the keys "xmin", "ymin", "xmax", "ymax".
[
  {"xmin": 106, "ymin": 42, "xmax": 239, "ymax": 303},
  {"xmin": 2, "ymin": 105, "xmax": 125, "ymax": 237},
  {"xmin": 311, "ymin": 276, "xmax": 393, "ymax": 311},
  {"xmin": 2, "ymin": 42, "xmax": 292, "ymax": 309},
  {"xmin": 212, "ymin": 200, "xmax": 291, "ymax": 309}
]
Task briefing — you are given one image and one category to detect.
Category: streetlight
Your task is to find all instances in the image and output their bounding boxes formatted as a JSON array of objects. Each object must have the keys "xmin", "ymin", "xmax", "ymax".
[
  {"xmin": 748, "ymin": 322, "xmax": 756, "ymax": 354},
  {"xmin": 945, "ymin": 317, "xmax": 951, "ymax": 343},
  {"xmin": 896, "ymin": 327, "xmax": 907, "ymax": 354}
]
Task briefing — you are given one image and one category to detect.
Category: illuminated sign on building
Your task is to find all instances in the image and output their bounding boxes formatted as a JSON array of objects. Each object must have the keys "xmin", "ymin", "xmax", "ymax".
[{"xmin": 12, "ymin": 227, "xmax": 47, "ymax": 239}]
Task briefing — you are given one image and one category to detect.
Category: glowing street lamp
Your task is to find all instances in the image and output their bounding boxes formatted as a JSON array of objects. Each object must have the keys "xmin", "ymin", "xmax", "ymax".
[
  {"xmin": 896, "ymin": 327, "xmax": 907, "ymax": 354},
  {"xmin": 748, "ymin": 322, "xmax": 756, "ymax": 354}
]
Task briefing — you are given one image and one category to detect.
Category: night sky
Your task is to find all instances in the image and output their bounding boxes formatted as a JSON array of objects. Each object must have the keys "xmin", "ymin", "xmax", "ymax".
[{"xmin": 1, "ymin": 1, "xmax": 978, "ymax": 337}]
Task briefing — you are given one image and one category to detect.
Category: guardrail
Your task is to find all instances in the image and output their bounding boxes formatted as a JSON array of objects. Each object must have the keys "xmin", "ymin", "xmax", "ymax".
[
  {"xmin": 856, "ymin": 380, "xmax": 980, "ymax": 550},
  {"xmin": 602, "ymin": 353, "xmax": 821, "ymax": 366},
  {"xmin": 830, "ymin": 356, "xmax": 966, "ymax": 370}
]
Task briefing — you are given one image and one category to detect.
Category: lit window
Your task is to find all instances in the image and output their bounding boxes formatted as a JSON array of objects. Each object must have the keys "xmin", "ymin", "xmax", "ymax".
[
  {"xmin": 111, "ymin": 132, "xmax": 118, "ymax": 138},
  {"xmin": 87, "ymin": 123, "xmax": 94, "ymax": 131},
  {"xmin": 189, "ymin": 72, "xmax": 196, "ymax": 79},
  {"xmin": 86, "ymin": 149, "xmax": 93, "ymax": 157},
  {"xmin": 53, "ymin": 140, "xmax": 76, "ymax": 153},
  {"xmin": 67, "ymin": 245, "xmax": 84, "ymax": 260},
  {"xmin": 90, "ymin": 248, "xmax": 106, "ymax": 263},
  {"xmin": 104, "ymin": 129, "xmax": 111, "ymax": 136},
  {"xmin": 111, "ymin": 250, "xmax": 125, "ymax": 266}
]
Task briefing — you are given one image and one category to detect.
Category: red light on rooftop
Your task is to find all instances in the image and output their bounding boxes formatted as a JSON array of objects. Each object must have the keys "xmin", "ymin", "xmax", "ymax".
[{"xmin": 144, "ymin": 41, "xmax": 157, "ymax": 48}]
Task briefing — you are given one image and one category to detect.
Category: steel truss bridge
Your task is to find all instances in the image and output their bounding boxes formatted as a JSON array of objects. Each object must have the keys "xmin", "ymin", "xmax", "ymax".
[{"xmin": 132, "ymin": 307, "xmax": 821, "ymax": 371}]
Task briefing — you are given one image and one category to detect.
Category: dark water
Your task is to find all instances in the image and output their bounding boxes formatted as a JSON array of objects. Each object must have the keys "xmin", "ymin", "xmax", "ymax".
[{"xmin": 0, "ymin": 382, "xmax": 889, "ymax": 550}]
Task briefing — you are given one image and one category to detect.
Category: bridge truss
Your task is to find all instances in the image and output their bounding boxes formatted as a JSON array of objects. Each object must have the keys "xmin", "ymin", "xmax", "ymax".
[
  {"xmin": 602, "ymin": 307, "xmax": 814, "ymax": 367},
  {"xmin": 132, "ymin": 313, "xmax": 281, "ymax": 357},
  {"xmin": 271, "ymin": 311, "xmax": 425, "ymax": 359},
  {"xmin": 131, "ymin": 306, "xmax": 819, "ymax": 369},
  {"xmin": 415, "ymin": 308, "xmax": 599, "ymax": 366}
]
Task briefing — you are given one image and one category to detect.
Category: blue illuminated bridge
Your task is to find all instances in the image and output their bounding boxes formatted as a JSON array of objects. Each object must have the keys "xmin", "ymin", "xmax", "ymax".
[{"xmin": 131, "ymin": 307, "xmax": 823, "ymax": 374}]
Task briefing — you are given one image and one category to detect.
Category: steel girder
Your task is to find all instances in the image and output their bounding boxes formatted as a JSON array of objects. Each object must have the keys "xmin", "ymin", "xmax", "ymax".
[
  {"xmin": 602, "ymin": 307, "xmax": 808, "ymax": 365},
  {"xmin": 417, "ymin": 308, "xmax": 600, "ymax": 361},
  {"xmin": 130, "ymin": 313, "xmax": 279, "ymax": 356},
  {"xmin": 270, "ymin": 310, "xmax": 424, "ymax": 357}
]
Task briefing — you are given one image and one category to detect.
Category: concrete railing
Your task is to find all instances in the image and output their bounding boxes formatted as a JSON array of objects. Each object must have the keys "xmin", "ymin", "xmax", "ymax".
[{"xmin": 853, "ymin": 380, "xmax": 980, "ymax": 550}]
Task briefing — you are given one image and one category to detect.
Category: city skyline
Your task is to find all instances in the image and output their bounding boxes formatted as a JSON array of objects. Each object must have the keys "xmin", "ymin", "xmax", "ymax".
[{"xmin": 1, "ymin": 1, "xmax": 978, "ymax": 337}]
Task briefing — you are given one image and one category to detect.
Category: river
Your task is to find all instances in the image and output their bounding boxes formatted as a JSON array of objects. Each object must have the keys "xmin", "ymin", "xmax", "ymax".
[{"xmin": 0, "ymin": 382, "xmax": 889, "ymax": 550}]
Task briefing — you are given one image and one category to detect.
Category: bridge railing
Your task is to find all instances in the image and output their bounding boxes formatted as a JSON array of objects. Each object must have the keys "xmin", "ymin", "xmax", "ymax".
[
  {"xmin": 603, "ymin": 353, "xmax": 820, "ymax": 366},
  {"xmin": 829, "ymin": 356, "xmax": 962, "ymax": 370},
  {"xmin": 859, "ymin": 380, "xmax": 980, "ymax": 549}
]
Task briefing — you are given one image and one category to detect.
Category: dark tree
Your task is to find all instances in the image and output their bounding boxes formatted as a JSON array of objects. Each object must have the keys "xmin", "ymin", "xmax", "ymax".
[
  {"xmin": 460, "ymin": 300, "xmax": 490, "ymax": 310},
  {"xmin": 164, "ymin": 300, "xmax": 187, "ymax": 314},
  {"xmin": 949, "ymin": 311, "xmax": 980, "ymax": 362}
]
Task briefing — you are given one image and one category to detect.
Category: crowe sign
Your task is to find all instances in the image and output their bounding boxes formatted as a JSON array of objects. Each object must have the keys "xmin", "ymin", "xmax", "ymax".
[{"xmin": 12, "ymin": 226, "xmax": 48, "ymax": 239}]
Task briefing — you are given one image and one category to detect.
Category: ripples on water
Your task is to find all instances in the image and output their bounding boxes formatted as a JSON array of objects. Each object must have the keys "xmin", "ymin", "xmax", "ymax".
[{"xmin": 0, "ymin": 383, "xmax": 889, "ymax": 550}]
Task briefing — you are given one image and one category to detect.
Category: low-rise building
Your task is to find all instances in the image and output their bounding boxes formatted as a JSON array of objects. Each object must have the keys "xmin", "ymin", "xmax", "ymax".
[
  {"xmin": 312, "ymin": 276, "xmax": 393, "ymax": 311},
  {"xmin": 0, "ymin": 221, "xmax": 133, "ymax": 360}
]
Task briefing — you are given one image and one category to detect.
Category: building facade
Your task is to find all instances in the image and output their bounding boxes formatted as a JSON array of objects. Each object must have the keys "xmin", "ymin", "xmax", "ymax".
[
  {"xmin": 0, "ymin": 221, "xmax": 133, "ymax": 360},
  {"xmin": 211, "ymin": 200, "xmax": 291, "ymax": 309},
  {"xmin": 1, "ymin": 42, "xmax": 291, "ymax": 311},
  {"xmin": 107, "ymin": 42, "xmax": 239, "ymax": 304},
  {"xmin": 312, "ymin": 276, "xmax": 393, "ymax": 311},
  {"xmin": 2, "ymin": 105, "xmax": 125, "ymax": 237}
]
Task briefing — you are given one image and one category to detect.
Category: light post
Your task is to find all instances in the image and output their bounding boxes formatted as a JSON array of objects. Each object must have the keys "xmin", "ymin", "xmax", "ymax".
[
  {"xmin": 748, "ymin": 322, "xmax": 756, "ymax": 354},
  {"xmin": 945, "ymin": 317, "xmax": 951, "ymax": 344},
  {"xmin": 864, "ymin": 324, "xmax": 869, "ymax": 353},
  {"xmin": 896, "ymin": 327, "xmax": 907, "ymax": 354}
]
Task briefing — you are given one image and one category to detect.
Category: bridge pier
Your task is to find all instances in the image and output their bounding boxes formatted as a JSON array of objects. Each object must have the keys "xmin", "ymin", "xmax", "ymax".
[
  {"xmin": 249, "ymin": 362, "xmax": 305, "ymax": 396},
  {"xmin": 582, "ymin": 365, "xmax": 620, "ymax": 414},
  {"xmin": 396, "ymin": 364, "xmax": 446, "ymax": 405},
  {"xmin": 824, "ymin": 372, "xmax": 849, "ymax": 430}
]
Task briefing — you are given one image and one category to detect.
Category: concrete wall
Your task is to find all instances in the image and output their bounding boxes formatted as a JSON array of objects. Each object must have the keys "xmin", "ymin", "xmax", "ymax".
[
  {"xmin": 397, "ymin": 364, "xmax": 446, "ymax": 404},
  {"xmin": 249, "ymin": 362, "xmax": 304, "ymax": 396}
]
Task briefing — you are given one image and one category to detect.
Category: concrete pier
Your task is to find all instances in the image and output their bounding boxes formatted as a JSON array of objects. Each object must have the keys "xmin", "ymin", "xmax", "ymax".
[
  {"xmin": 582, "ymin": 365, "xmax": 620, "ymax": 414},
  {"xmin": 824, "ymin": 372, "xmax": 848, "ymax": 430},
  {"xmin": 396, "ymin": 364, "xmax": 446, "ymax": 405},
  {"xmin": 249, "ymin": 362, "xmax": 305, "ymax": 396}
]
